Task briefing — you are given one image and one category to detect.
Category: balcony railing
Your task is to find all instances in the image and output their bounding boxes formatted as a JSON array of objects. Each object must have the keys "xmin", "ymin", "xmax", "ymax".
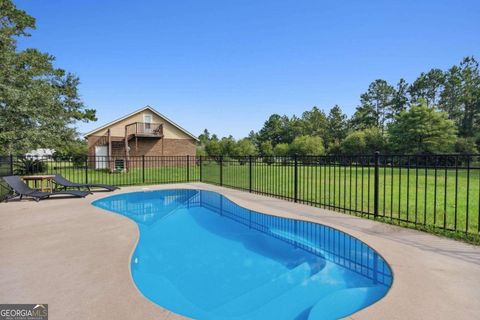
[{"xmin": 125, "ymin": 122, "xmax": 163, "ymax": 138}]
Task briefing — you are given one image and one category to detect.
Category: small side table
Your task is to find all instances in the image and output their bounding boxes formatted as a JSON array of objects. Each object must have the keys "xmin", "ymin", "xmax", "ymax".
[{"xmin": 22, "ymin": 175, "xmax": 56, "ymax": 192}]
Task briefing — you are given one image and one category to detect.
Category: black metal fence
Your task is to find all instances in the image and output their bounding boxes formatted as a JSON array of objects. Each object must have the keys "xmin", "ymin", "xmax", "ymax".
[
  {"xmin": 200, "ymin": 154, "xmax": 480, "ymax": 239},
  {"xmin": 1, "ymin": 153, "xmax": 479, "ymax": 240},
  {"xmin": 0, "ymin": 155, "xmax": 200, "ymax": 199}
]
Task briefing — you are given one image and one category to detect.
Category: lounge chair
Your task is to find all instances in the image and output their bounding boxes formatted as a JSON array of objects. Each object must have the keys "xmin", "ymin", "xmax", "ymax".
[
  {"xmin": 2, "ymin": 176, "xmax": 90, "ymax": 202},
  {"xmin": 53, "ymin": 174, "xmax": 119, "ymax": 192}
]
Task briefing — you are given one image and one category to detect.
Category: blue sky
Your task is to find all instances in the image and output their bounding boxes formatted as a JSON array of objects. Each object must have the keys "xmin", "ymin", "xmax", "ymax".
[{"xmin": 16, "ymin": 0, "xmax": 480, "ymax": 139}]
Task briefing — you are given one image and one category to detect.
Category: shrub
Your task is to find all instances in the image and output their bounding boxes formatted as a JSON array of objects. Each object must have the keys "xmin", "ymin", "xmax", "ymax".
[
  {"xmin": 235, "ymin": 139, "xmax": 257, "ymax": 157},
  {"xmin": 53, "ymin": 141, "xmax": 88, "ymax": 168},
  {"xmin": 196, "ymin": 146, "xmax": 207, "ymax": 157},
  {"xmin": 454, "ymin": 137, "xmax": 478, "ymax": 164},
  {"xmin": 326, "ymin": 140, "xmax": 342, "ymax": 155},
  {"xmin": 341, "ymin": 128, "xmax": 385, "ymax": 155},
  {"xmin": 340, "ymin": 131, "xmax": 367, "ymax": 155},
  {"xmin": 455, "ymin": 137, "xmax": 478, "ymax": 154},
  {"xmin": 273, "ymin": 143, "xmax": 290, "ymax": 156},
  {"xmin": 388, "ymin": 103, "xmax": 457, "ymax": 154},
  {"xmin": 71, "ymin": 154, "xmax": 87, "ymax": 168},
  {"xmin": 14, "ymin": 158, "xmax": 47, "ymax": 175},
  {"xmin": 289, "ymin": 135, "xmax": 325, "ymax": 156},
  {"xmin": 205, "ymin": 140, "xmax": 222, "ymax": 156},
  {"xmin": 259, "ymin": 141, "xmax": 274, "ymax": 157}
]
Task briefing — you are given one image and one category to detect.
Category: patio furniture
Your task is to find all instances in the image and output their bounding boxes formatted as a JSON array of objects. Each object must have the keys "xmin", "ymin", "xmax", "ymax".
[
  {"xmin": 22, "ymin": 175, "xmax": 55, "ymax": 192},
  {"xmin": 52, "ymin": 174, "xmax": 119, "ymax": 192},
  {"xmin": 2, "ymin": 176, "xmax": 91, "ymax": 202}
]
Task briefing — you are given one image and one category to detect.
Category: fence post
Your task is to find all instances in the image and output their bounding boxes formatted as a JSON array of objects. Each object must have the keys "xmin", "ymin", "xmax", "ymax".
[
  {"xmin": 294, "ymin": 154, "xmax": 298, "ymax": 203},
  {"xmin": 374, "ymin": 151, "xmax": 380, "ymax": 218},
  {"xmin": 199, "ymin": 156, "xmax": 203, "ymax": 182},
  {"xmin": 219, "ymin": 156, "xmax": 223, "ymax": 186},
  {"xmin": 9, "ymin": 154, "xmax": 14, "ymax": 175},
  {"xmin": 85, "ymin": 156, "xmax": 88, "ymax": 184},
  {"xmin": 249, "ymin": 155, "xmax": 253, "ymax": 193},
  {"xmin": 142, "ymin": 155, "xmax": 145, "ymax": 183},
  {"xmin": 186, "ymin": 155, "xmax": 190, "ymax": 182}
]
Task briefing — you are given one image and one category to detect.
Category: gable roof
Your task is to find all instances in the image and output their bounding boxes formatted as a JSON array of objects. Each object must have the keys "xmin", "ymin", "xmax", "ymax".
[{"xmin": 83, "ymin": 106, "xmax": 199, "ymax": 141}]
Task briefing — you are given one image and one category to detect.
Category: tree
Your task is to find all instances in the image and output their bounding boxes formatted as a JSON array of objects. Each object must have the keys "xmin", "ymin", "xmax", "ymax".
[
  {"xmin": 219, "ymin": 136, "xmax": 237, "ymax": 156},
  {"xmin": 204, "ymin": 140, "xmax": 221, "ymax": 156},
  {"xmin": 197, "ymin": 129, "xmax": 211, "ymax": 156},
  {"xmin": 350, "ymin": 104, "xmax": 378, "ymax": 131},
  {"xmin": 326, "ymin": 105, "xmax": 348, "ymax": 146},
  {"xmin": 53, "ymin": 139, "xmax": 87, "ymax": 158},
  {"xmin": 247, "ymin": 130, "xmax": 259, "ymax": 147},
  {"xmin": 197, "ymin": 56, "xmax": 480, "ymax": 157},
  {"xmin": 196, "ymin": 146, "xmax": 207, "ymax": 157},
  {"xmin": 0, "ymin": 0, "xmax": 96, "ymax": 154},
  {"xmin": 340, "ymin": 128, "xmax": 385, "ymax": 155},
  {"xmin": 439, "ymin": 56, "xmax": 480, "ymax": 138},
  {"xmin": 257, "ymin": 114, "xmax": 289, "ymax": 146},
  {"xmin": 391, "ymin": 78, "xmax": 409, "ymax": 114},
  {"xmin": 300, "ymin": 106, "xmax": 328, "ymax": 139},
  {"xmin": 289, "ymin": 136, "xmax": 325, "ymax": 156},
  {"xmin": 388, "ymin": 103, "xmax": 457, "ymax": 154},
  {"xmin": 286, "ymin": 115, "xmax": 304, "ymax": 143},
  {"xmin": 259, "ymin": 141, "xmax": 274, "ymax": 157},
  {"xmin": 363, "ymin": 127, "xmax": 387, "ymax": 153},
  {"xmin": 326, "ymin": 140, "xmax": 342, "ymax": 155},
  {"xmin": 340, "ymin": 131, "xmax": 367, "ymax": 155},
  {"xmin": 454, "ymin": 137, "xmax": 478, "ymax": 155},
  {"xmin": 273, "ymin": 143, "xmax": 290, "ymax": 156},
  {"xmin": 52, "ymin": 139, "xmax": 87, "ymax": 167},
  {"xmin": 353, "ymin": 79, "xmax": 397, "ymax": 133},
  {"xmin": 198, "ymin": 129, "xmax": 211, "ymax": 145},
  {"xmin": 235, "ymin": 138, "xmax": 257, "ymax": 156},
  {"xmin": 409, "ymin": 69, "xmax": 445, "ymax": 106}
]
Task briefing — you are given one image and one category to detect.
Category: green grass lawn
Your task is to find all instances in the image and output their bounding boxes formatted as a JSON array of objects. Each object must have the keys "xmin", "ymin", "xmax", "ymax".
[
  {"xmin": 0, "ymin": 160, "xmax": 201, "ymax": 200},
  {"xmin": 201, "ymin": 160, "xmax": 480, "ymax": 241},
  {"xmin": 2, "ymin": 158, "xmax": 479, "ymax": 242},
  {"xmin": 46, "ymin": 162, "xmax": 201, "ymax": 186}
]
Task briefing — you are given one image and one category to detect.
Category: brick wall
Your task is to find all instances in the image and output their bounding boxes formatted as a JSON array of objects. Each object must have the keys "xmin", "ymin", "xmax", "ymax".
[
  {"xmin": 87, "ymin": 136, "xmax": 197, "ymax": 169},
  {"xmin": 161, "ymin": 138, "xmax": 197, "ymax": 156},
  {"xmin": 127, "ymin": 138, "xmax": 196, "ymax": 157}
]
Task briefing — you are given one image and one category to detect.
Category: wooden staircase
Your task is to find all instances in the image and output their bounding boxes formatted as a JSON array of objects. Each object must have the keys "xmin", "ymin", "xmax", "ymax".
[{"xmin": 92, "ymin": 123, "xmax": 163, "ymax": 171}]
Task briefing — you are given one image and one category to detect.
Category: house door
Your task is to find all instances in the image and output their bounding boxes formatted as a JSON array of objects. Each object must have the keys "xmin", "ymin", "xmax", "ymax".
[
  {"xmin": 95, "ymin": 145, "xmax": 108, "ymax": 169},
  {"xmin": 144, "ymin": 114, "xmax": 153, "ymax": 134}
]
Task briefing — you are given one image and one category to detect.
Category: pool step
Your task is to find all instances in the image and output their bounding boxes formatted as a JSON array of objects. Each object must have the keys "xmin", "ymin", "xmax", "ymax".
[
  {"xmin": 232, "ymin": 260, "xmax": 351, "ymax": 320},
  {"xmin": 210, "ymin": 262, "xmax": 314, "ymax": 317},
  {"xmin": 211, "ymin": 260, "xmax": 351, "ymax": 319}
]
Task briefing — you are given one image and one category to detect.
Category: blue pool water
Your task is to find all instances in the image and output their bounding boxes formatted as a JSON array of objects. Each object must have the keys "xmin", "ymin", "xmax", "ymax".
[{"xmin": 92, "ymin": 189, "xmax": 392, "ymax": 320}]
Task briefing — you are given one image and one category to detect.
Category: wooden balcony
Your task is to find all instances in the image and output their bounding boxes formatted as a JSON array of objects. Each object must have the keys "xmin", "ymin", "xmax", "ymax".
[{"xmin": 125, "ymin": 122, "xmax": 163, "ymax": 139}]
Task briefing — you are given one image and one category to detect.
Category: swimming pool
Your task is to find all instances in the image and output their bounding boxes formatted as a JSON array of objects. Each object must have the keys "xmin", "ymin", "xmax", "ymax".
[{"xmin": 93, "ymin": 189, "xmax": 392, "ymax": 320}]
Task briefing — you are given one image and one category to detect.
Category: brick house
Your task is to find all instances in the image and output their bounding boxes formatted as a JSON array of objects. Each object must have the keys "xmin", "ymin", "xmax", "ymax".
[{"xmin": 84, "ymin": 106, "xmax": 198, "ymax": 170}]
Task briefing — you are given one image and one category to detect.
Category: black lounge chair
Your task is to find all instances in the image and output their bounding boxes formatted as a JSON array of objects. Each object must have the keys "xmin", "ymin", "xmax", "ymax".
[
  {"xmin": 2, "ymin": 176, "xmax": 90, "ymax": 202},
  {"xmin": 53, "ymin": 174, "xmax": 119, "ymax": 192}
]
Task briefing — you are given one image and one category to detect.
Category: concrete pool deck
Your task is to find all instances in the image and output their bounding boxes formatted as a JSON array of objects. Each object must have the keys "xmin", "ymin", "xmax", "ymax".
[{"xmin": 0, "ymin": 183, "xmax": 479, "ymax": 319}]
